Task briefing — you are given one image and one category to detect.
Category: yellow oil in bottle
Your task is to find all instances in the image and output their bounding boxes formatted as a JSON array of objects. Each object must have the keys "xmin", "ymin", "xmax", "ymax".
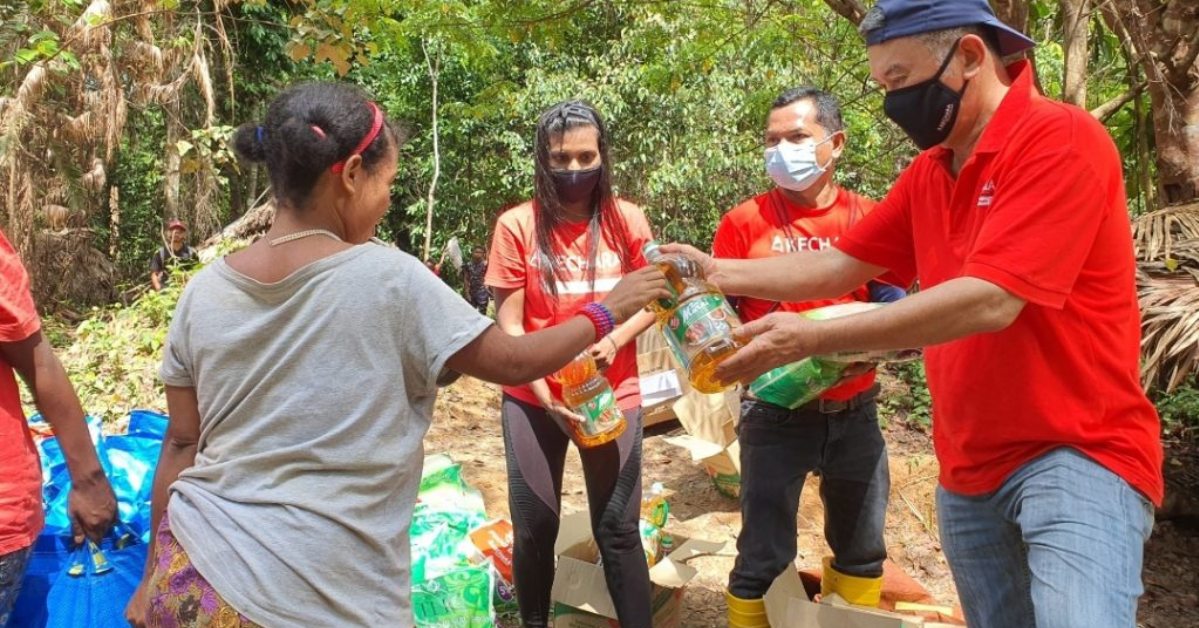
[
  {"xmin": 686, "ymin": 337, "xmax": 742, "ymax": 393},
  {"xmin": 642, "ymin": 242, "xmax": 743, "ymax": 393},
  {"xmin": 556, "ymin": 353, "xmax": 627, "ymax": 448}
]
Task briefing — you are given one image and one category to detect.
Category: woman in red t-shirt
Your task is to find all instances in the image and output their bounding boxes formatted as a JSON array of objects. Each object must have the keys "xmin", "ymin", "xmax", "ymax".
[{"xmin": 485, "ymin": 101, "xmax": 658, "ymax": 628}]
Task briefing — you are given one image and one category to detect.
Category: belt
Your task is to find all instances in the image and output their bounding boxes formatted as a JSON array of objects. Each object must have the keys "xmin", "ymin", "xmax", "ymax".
[{"xmin": 796, "ymin": 382, "xmax": 881, "ymax": 415}]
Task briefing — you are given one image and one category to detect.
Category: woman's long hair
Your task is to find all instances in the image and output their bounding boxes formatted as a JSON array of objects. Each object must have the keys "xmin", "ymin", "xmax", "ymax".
[{"xmin": 532, "ymin": 100, "xmax": 633, "ymax": 298}]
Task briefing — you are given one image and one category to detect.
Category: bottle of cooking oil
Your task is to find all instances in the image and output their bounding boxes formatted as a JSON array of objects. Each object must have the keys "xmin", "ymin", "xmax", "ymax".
[
  {"xmin": 642, "ymin": 241, "xmax": 742, "ymax": 393},
  {"xmin": 640, "ymin": 482, "xmax": 670, "ymax": 529},
  {"xmin": 556, "ymin": 353, "xmax": 627, "ymax": 448}
]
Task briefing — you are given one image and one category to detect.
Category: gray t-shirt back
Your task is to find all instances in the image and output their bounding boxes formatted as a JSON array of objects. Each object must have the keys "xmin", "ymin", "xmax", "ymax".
[{"xmin": 159, "ymin": 244, "xmax": 492, "ymax": 627}]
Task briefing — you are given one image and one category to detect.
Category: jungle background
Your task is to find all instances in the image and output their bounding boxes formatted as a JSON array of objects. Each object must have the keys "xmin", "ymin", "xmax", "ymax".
[{"xmin": 3, "ymin": 0, "xmax": 1197, "ymax": 624}]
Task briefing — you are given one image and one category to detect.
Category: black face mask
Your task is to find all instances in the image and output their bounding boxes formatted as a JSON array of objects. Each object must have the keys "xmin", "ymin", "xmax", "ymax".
[
  {"xmin": 883, "ymin": 40, "xmax": 967, "ymax": 150},
  {"xmin": 551, "ymin": 165, "xmax": 602, "ymax": 204}
]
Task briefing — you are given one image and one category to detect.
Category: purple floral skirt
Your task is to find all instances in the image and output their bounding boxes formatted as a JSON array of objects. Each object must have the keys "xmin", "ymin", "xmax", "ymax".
[{"xmin": 146, "ymin": 511, "xmax": 262, "ymax": 628}]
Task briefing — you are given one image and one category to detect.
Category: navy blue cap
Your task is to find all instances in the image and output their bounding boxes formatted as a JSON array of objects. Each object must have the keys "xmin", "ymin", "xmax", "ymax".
[{"xmin": 862, "ymin": 0, "xmax": 1036, "ymax": 57}]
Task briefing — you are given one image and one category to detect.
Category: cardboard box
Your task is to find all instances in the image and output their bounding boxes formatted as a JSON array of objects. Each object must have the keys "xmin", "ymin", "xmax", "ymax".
[
  {"xmin": 550, "ymin": 512, "xmax": 725, "ymax": 628},
  {"xmin": 636, "ymin": 330, "xmax": 690, "ymax": 427},
  {"xmin": 765, "ymin": 567, "xmax": 930, "ymax": 627},
  {"xmin": 662, "ymin": 388, "xmax": 742, "ymax": 498}
]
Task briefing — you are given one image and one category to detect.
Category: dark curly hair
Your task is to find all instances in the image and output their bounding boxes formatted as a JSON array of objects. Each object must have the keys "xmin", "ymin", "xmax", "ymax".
[{"xmin": 232, "ymin": 82, "xmax": 406, "ymax": 209}]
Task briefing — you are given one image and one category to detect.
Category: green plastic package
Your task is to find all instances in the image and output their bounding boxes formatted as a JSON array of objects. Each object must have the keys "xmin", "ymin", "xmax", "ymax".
[
  {"xmin": 748, "ymin": 357, "xmax": 848, "ymax": 410},
  {"xmin": 411, "ymin": 454, "xmax": 494, "ymax": 627},
  {"xmin": 412, "ymin": 566, "xmax": 495, "ymax": 628},
  {"xmin": 747, "ymin": 303, "xmax": 920, "ymax": 409}
]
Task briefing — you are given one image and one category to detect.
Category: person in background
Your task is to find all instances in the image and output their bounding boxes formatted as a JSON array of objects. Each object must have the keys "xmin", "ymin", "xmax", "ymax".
[
  {"xmin": 462, "ymin": 245, "xmax": 490, "ymax": 315},
  {"xmin": 123, "ymin": 82, "xmax": 665, "ymax": 628},
  {"xmin": 0, "ymin": 229, "xmax": 117, "ymax": 625},
  {"xmin": 150, "ymin": 219, "xmax": 197, "ymax": 291},
  {"xmin": 486, "ymin": 100, "xmax": 660, "ymax": 628},
  {"xmin": 712, "ymin": 86, "xmax": 899, "ymax": 624},
  {"xmin": 424, "ymin": 247, "xmax": 451, "ymax": 280}
]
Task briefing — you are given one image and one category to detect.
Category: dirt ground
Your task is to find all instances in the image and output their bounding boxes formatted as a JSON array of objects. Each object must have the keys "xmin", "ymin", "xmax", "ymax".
[{"xmin": 427, "ymin": 377, "xmax": 1199, "ymax": 628}]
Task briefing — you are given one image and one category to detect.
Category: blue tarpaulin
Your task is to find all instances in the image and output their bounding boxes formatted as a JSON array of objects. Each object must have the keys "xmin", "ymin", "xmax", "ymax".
[{"xmin": 6, "ymin": 410, "xmax": 167, "ymax": 628}]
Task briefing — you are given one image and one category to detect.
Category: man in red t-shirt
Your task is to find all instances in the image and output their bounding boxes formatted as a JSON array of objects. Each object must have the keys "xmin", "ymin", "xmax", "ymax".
[
  {"xmin": 665, "ymin": 2, "xmax": 1162, "ymax": 626},
  {"xmin": 713, "ymin": 87, "xmax": 901, "ymax": 617},
  {"xmin": 0, "ymin": 230, "xmax": 116, "ymax": 623}
]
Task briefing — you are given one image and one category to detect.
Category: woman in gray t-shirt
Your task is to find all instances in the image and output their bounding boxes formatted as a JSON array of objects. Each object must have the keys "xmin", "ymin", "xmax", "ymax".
[{"xmin": 124, "ymin": 82, "xmax": 667, "ymax": 628}]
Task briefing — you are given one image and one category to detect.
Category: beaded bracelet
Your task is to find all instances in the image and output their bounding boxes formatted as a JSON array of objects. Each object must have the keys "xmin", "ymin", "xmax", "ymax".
[{"xmin": 579, "ymin": 302, "xmax": 616, "ymax": 340}]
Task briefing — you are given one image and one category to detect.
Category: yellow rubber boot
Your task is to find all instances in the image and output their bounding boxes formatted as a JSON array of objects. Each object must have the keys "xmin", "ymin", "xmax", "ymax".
[
  {"xmin": 820, "ymin": 556, "xmax": 883, "ymax": 607},
  {"xmin": 726, "ymin": 590, "xmax": 770, "ymax": 628}
]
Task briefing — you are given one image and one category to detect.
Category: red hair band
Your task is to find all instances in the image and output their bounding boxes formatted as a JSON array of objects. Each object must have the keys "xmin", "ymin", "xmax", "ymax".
[{"xmin": 330, "ymin": 102, "xmax": 384, "ymax": 174}]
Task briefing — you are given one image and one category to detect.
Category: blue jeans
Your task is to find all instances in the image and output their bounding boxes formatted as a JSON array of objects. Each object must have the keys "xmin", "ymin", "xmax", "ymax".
[
  {"xmin": 938, "ymin": 448, "xmax": 1154, "ymax": 628},
  {"xmin": 728, "ymin": 397, "xmax": 890, "ymax": 598}
]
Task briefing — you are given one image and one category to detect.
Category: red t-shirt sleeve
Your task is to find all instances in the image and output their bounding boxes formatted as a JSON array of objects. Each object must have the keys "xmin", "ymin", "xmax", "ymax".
[
  {"xmin": 962, "ymin": 145, "xmax": 1109, "ymax": 309},
  {"xmin": 836, "ymin": 170, "xmax": 918, "ymax": 287},
  {"xmin": 485, "ymin": 210, "xmax": 528, "ymax": 290},
  {"xmin": 711, "ymin": 210, "xmax": 744, "ymax": 260},
  {"xmin": 0, "ymin": 232, "xmax": 40, "ymax": 343}
]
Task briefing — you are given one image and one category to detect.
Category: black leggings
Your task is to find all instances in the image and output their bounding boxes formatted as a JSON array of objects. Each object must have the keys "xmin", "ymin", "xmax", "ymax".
[{"xmin": 501, "ymin": 394, "xmax": 652, "ymax": 628}]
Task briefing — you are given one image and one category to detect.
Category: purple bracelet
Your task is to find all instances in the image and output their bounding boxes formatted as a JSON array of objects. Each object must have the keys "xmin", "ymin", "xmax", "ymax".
[{"xmin": 580, "ymin": 302, "xmax": 616, "ymax": 340}]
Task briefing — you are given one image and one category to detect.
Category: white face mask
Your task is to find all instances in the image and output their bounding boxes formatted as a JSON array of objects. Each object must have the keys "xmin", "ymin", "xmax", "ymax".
[{"xmin": 764, "ymin": 133, "xmax": 838, "ymax": 192}]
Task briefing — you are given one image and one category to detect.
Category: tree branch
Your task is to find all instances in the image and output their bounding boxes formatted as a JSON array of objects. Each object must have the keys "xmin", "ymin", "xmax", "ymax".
[
  {"xmin": 1090, "ymin": 80, "xmax": 1147, "ymax": 122},
  {"xmin": 821, "ymin": 0, "xmax": 866, "ymax": 26}
]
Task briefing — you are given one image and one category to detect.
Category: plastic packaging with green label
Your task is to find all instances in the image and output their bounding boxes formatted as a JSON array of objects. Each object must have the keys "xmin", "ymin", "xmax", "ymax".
[
  {"xmin": 747, "ymin": 303, "xmax": 921, "ymax": 409},
  {"xmin": 748, "ymin": 357, "xmax": 848, "ymax": 410},
  {"xmin": 411, "ymin": 454, "xmax": 496, "ymax": 628}
]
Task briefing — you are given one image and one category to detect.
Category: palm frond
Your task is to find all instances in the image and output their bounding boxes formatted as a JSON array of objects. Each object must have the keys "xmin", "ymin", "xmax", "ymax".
[
  {"xmin": 1138, "ymin": 272, "xmax": 1199, "ymax": 391},
  {"xmin": 1134, "ymin": 201, "xmax": 1199, "ymax": 265}
]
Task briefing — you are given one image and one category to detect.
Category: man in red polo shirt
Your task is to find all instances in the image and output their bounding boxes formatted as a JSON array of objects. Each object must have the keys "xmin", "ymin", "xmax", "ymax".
[
  {"xmin": 0, "ymin": 230, "xmax": 116, "ymax": 624},
  {"xmin": 664, "ymin": 1, "xmax": 1162, "ymax": 626},
  {"xmin": 713, "ymin": 87, "xmax": 901, "ymax": 621}
]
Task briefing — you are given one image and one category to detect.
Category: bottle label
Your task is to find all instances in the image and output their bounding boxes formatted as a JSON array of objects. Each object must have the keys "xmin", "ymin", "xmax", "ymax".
[
  {"xmin": 577, "ymin": 387, "xmax": 624, "ymax": 436},
  {"xmin": 663, "ymin": 294, "xmax": 737, "ymax": 365}
]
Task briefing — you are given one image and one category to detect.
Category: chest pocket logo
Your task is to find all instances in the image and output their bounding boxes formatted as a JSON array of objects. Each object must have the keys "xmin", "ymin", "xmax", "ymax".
[{"xmin": 978, "ymin": 180, "xmax": 996, "ymax": 209}]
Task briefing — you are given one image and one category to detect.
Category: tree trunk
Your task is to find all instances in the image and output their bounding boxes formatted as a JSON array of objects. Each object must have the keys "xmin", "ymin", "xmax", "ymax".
[
  {"xmin": 108, "ymin": 185, "xmax": 120, "ymax": 258},
  {"xmin": 248, "ymin": 165, "xmax": 260, "ymax": 212},
  {"xmin": 1147, "ymin": 79, "xmax": 1199, "ymax": 204},
  {"xmin": 1060, "ymin": 0, "xmax": 1089, "ymax": 106},
  {"xmin": 1137, "ymin": 93, "xmax": 1155, "ymax": 213},
  {"xmin": 991, "ymin": 0, "xmax": 1030, "ymax": 34},
  {"xmin": 227, "ymin": 165, "xmax": 244, "ymax": 221},
  {"xmin": 422, "ymin": 40, "xmax": 442, "ymax": 262},
  {"xmin": 164, "ymin": 109, "xmax": 182, "ymax": 224},
  {"xmin": 1103, "ymin": 0, "xmax": 1199, "ymax": 206}
]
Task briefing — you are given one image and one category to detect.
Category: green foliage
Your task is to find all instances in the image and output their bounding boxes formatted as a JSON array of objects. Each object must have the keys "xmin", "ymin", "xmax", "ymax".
[
  {"xmin": 50, "ymin": 243, "xmax": 253, "ymax": 424},
  {"xmin": 880, "ymin": 360, "xmax": 933, "ymax": 431},
  {"xmin": 177, "ymin": 126, "xmax": 238, "ymax": 176},
  {"xmin": 1155, "ymin": 385, "xmax": 1199, "ymax": 439},
  {"xmin": 7, "ymin": 0, "xmax": 1176, "ymax": 303},
  {"xmin": 60, "ymin": 277, "xmax": 185, "ymax": 423},
  {"xmin": 99, "ymin": 2, "xmax": 321, "ymax": 284},
  {"xmin": 104, "ymin": 108, "xmax": 167, "ymax": 280},
  {"xmin": 299, "ymin": 0, "xmax": 917, "ymax": 254},
  {"xmin": 3, "ymin": 29, "xmax": 79, "ymax": 71}
]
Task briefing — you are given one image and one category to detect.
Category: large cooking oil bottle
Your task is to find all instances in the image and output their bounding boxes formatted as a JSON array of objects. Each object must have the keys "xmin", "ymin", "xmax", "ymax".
[
  {"xmin": 642, "ymin": 241, "xmax": 742, "ymax": 393},
  {"xmin": 556, "ymin": 352, "xmax": 627, "ymax": 448}
]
